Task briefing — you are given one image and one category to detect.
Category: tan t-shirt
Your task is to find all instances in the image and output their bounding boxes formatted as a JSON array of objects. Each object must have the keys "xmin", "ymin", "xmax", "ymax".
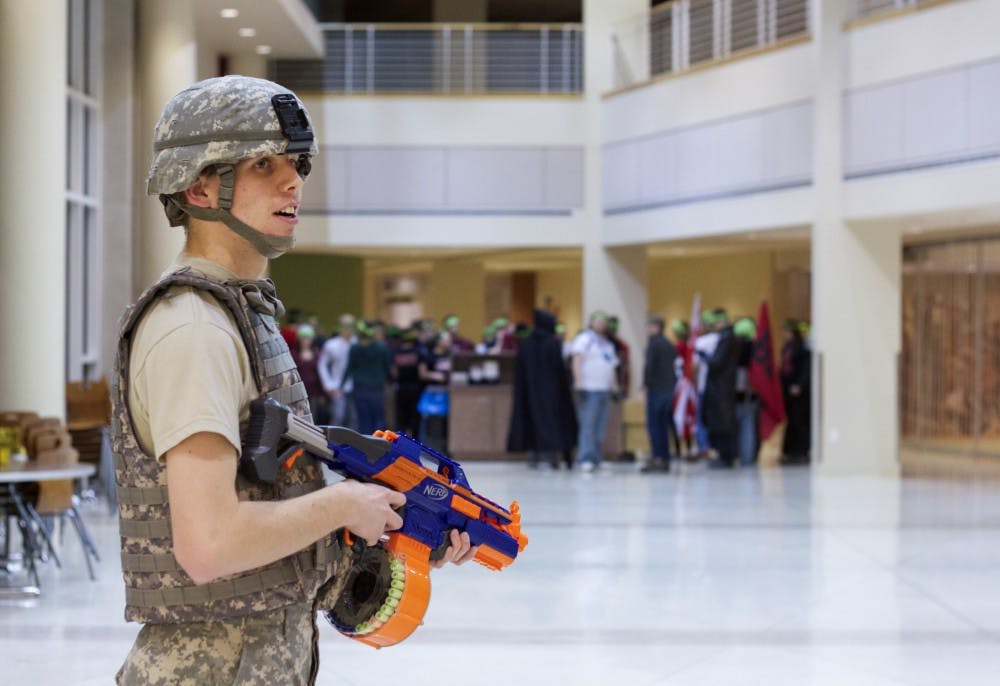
[{"xmin": 128, "ymin": 256, "xmax": 259, "ymax": 460}]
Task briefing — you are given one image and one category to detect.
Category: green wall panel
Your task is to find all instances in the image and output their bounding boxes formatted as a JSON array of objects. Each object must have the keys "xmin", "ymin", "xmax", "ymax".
[{"xmin": 269, "ymin": 253, "xmax": 363, "ymax": 334}]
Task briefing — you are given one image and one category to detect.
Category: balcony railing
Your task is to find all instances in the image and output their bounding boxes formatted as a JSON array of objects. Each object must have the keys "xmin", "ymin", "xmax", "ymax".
[
  {"xmin": 611, "ymin": 0, "xmax": 809, "ymax": 91},
  {"xmin": 270, "ymin": 23, "xmax": 584, "ymax": 95}
]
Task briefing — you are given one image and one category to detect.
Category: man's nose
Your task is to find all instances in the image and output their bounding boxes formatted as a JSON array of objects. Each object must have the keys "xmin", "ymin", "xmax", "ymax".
[{"xmin": 281, "ymin": 156, "xmax": 304, "ymax": 189}]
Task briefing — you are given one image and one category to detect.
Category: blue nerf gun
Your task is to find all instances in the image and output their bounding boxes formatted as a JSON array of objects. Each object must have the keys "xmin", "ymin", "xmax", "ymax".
[{"xmin": 241, "ymin": 397, "xmax": 528, "ymax": 648}]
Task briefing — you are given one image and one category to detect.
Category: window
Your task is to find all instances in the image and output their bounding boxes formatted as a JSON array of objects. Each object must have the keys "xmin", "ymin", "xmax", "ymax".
[{"xmin": 66, "ymin": 0, "xmax": 102, "ymax": 382}]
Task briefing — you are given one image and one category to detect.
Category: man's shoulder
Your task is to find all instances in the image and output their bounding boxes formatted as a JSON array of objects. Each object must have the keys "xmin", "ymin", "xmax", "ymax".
[{"xmin": 131, "ymin": 286, "xmax": 242, "ymax": 356}]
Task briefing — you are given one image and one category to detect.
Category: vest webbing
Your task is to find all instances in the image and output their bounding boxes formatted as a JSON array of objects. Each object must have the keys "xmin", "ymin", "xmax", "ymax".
[{"xmin": 112, "ymin": 269, "xmax": 342, "ymax": 624}]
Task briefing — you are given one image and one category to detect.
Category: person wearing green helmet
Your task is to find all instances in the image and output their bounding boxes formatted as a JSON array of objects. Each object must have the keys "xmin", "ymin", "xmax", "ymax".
[
  {"xmin": 569, "ymin": 310, "xmax": 620, "ymax": 472},
  {"xmin": 318, "ymin": 313, "xmax": 359, "ymax": 430},
  {"xmin": 113, "ymin": 76, "xmax": 473, "ymax": 685},
  {"xmin": 701, "ymin": 308, "xmax": 739, "ymax": 469},
  {"xmin": 340, "ymin": 319, "xmax": 392, "ymax": 435},
  {"xmin": 442, "ymin": 313, "xmax": 475, "ymax": 353}
]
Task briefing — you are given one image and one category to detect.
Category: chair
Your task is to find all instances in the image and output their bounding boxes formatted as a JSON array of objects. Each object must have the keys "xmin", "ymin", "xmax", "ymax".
[
  {"xmin": 29, "ymin": 442, "xmax": 100, "ymax": 581},
  {"xmin": 14, "ymin": 422, "xmax": 101, "ymax": 582},
  {"xmin": 65, "ymin": 378, "xmax": 113, "ymax": 507}
]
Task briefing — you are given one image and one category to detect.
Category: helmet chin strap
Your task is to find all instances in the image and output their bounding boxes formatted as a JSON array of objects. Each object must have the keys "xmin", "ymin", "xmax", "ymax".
[{"xmin": 160, "ymin": 164, "xmax": 295, "ymax": 259}]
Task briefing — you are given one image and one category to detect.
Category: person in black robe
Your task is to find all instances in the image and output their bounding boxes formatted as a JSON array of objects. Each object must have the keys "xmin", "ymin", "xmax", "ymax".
[
  {"xmin": 507, "ymin": 309, "xmax": 578, "ymax": 469},
  {"xmin": 703, "ymin": 309, "xmax": 740, "ymax": 469},
  {"xmin": 780, "ymin": 320, "xmax": 812, "ymax": 465}
]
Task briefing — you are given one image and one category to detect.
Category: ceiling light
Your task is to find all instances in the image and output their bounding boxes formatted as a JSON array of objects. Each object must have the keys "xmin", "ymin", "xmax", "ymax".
[
  {"xmin": 220, "ymin": 9, "xmax": 239, "ymax": 19},
  {"xmin": 238, "ymin": 27, "xmax": 257, "ymax": 38},
  {"xmin": 255, "ymin": 45, "xmax": 273, "ymax": 55}
]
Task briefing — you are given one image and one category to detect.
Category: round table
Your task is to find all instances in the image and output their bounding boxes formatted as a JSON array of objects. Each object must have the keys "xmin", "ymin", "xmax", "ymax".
[
  {"xmin": 0, "ymin": 461, "xmax": 96, "ymax": 483},
  {"xmin": 0, "ymin": 461, "xmax": 97, "ymax": 597}
]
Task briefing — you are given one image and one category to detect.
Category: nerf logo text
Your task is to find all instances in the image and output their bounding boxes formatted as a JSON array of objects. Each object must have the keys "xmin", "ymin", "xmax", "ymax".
[{"xmin": 422, "ymin": 483, "xmax": 449, "ymax": 501}]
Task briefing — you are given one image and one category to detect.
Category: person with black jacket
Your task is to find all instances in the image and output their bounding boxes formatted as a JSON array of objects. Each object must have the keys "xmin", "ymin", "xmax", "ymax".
[
  {"xmin": 641, "ymin": 315, "xmax": 678, "ymax": 473},
  {"xmin": 780, "ymin": 319, "xmax": 812, "ymax": 465}
]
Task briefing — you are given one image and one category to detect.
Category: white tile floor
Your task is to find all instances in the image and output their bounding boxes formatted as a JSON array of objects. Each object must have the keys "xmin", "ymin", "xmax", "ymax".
[{"xmin": 3, "ymin": 461, "xmax": 1000, "ymax": 685}]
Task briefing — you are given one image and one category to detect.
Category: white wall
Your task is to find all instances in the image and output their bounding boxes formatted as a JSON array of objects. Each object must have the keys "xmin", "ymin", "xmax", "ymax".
[
  {"xmin": 846, "ymin": 0, "xmax": 1000, "ymax": 89},
  {"xmin": 306, "ymin": 96, "xmax": 587, "ymax": 146},
  {"xmin": 302, "ymin": 145, "xmax": 584, "ymax": 213},
  {"xmin": 604, "ymin": 187, "xmax": 814, "ymax": 246},
  {"xmin": 295, "ymin": 213, "xmax": 584, "ymax": 250},
  {"xmin": 844, "ymin": 56, "xmax": 1000, "ymax": 178},
  {"xmin": 300, "ymin": 95, "xmax": 590, "ymax": 240},
  {"xmin": 603, "ymin": 101, "xmax": 813, "ymax": 214},
  {"xmin": 603, "ymin": 42, "xmax": 814, "ymax": 143}
]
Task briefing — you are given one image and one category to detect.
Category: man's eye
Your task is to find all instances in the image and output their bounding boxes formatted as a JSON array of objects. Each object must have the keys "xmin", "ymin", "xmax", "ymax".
[{"xmin": 254, "ymin": 158, "xmax": 271, "ymax": 170}]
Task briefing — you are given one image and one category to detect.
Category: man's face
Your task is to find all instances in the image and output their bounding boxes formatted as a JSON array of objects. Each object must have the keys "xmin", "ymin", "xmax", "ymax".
[
  {"xmin": 225, "ymin": 154, "xmax": 304, "ymax": 238},
  {"xmin": 592, "ymin": 317, "xmax": 608, "ymax": 334}
]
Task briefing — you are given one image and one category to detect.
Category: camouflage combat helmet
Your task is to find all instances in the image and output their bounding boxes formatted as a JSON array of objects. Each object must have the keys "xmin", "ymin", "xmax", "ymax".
[{"xmin": 146, "ymin": 75, "xmax": 318, "ymax": 258}]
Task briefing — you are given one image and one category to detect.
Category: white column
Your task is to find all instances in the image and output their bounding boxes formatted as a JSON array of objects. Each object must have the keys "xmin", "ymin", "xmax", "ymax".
[
  {"xmin": 0, "ymin": 0, "xmax": 67, "ymax": 417},
  {"xmin": 584, "ymin": 244, "xmax": 648, "ymax": 398},
  {"xmin": 135, "ymin": 0, "xmax": 198, "ymax": 293},
  {"xmin": 811, "ymin": 0, "xmax": 901, "ymax": 475},
  {"xmin": 582, "ymin": 0, "xmax": 649, "ymax": 397}
]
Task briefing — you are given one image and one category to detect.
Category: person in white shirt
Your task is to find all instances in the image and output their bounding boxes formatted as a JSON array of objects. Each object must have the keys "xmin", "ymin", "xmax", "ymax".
[
  {"xmin": 692, "ymin": 312, "xmax": 720, "ymax": 456},
  {"xmin": 569, "ymin": 311, "xmax": 619, "ymax": 472},
  {"xmin": 318, "ymin": 313, "xmax": 358, "ymax": 428}
]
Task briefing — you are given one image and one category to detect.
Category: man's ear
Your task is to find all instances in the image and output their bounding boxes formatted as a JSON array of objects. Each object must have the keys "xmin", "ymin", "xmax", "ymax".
[{"xmin": 184, "ymin": 175, "xmax": 218, "ymax": 209}]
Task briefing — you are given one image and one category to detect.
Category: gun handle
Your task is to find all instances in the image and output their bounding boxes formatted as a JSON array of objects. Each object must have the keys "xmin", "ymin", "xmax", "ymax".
[{"xmin": 240, "ymin": 398, "xmax": 291, "ymax": 483}]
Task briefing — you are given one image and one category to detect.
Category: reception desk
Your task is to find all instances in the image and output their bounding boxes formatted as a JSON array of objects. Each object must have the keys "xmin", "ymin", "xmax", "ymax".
[
  {"xmin": 446, "ymin": 382, "xmax": 623, "ymax": 462},
  {"xmin": 447, "ymin": 384, "xmax": 515, "ymax": 460}
]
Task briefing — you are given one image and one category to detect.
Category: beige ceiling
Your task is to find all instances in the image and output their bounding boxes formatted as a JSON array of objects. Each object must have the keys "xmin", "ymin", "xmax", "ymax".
[{"xmin": 194, "ymin": 0, "xmax": 323, "ymax": 60}]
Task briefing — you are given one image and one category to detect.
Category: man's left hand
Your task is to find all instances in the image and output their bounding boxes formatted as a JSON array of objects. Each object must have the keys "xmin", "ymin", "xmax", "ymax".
[{"xmin": 430, "ymin": 529, "xmax": 478, "ymax": 568}]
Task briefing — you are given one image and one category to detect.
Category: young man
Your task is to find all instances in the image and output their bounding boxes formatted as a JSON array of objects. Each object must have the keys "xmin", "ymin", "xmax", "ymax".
[
  {"xmin": 569, "ymin": 311, "xmax": 619, "ymax": 472},
  {"xmin": 113, "ymin": 76, "xmax": 473, "ymax": 685},
  {"xmin": 640, "ymin": 314, "xmax": 678, "ymax": 474},
  {"xmin": 318, "ymin": 312, "xmax": 358, "ymax": 428}
]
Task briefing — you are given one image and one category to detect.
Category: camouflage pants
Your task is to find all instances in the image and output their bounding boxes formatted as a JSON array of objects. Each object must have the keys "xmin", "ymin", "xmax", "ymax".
[{"xmin": 116, "ymin": 602, "xmax": 318, "ymax": 685}]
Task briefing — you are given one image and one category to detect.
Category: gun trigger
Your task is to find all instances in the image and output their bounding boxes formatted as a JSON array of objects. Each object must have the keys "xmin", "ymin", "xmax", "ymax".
[{"xmin": 281, "ymin": 445, "xmax": 304, "ymax": 470}]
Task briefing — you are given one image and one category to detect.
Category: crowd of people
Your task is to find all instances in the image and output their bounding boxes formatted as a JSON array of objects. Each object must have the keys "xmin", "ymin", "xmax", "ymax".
[{"xmin": 283, "ymin": 304, "xmax": 813, "ymax": 475}]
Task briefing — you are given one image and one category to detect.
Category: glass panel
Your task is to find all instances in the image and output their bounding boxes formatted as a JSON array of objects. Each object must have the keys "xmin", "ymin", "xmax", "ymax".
[
  {"xmin": 775, "ymin": 0, "xmax": 807, "ymax": 39},
  {"xmin": 979, "ymin": 239, "xmax": 1000, "ymax": 452},
  {"xmin": 66, "ymin": 203, "xmax": 84, "ymax": 381},
  {"xmin": 688, "ymin": 0, "xmax": 715, "ymax": 66},
  {"xmin": 83, "ymin": 0, "xmax": 91, "ymax": 94},
  {"xmin": 650, "ymin": 7, "xmax": 672, "ymax": 76},
  {"xmin": 730, "ymin": 0, "xmax": 761, "ymax": 53},
  {"xmin": 901, "ymin": 241, "xmax": 989, "ymax": 457}
]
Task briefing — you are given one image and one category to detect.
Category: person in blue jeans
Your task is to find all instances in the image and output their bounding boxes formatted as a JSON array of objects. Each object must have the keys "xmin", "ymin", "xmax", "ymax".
[
  {"xmin": 341, "ymin": 320, "xmax": 392, "ymax": 435},
  {"xmin": 641, "ymin": 314, "xmax": 678, "ymax": 473},
  {"xmin": 569, "ymin": 311, "xmax": 619, "ymax": 473}
]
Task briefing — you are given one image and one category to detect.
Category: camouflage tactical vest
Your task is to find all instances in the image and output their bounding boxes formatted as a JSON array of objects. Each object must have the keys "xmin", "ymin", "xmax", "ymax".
[{"xmin": 112, "ymin": 269, "xmax": 343, "ymax": 624}]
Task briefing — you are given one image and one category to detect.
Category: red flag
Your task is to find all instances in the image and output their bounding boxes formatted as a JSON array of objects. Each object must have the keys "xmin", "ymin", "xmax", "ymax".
[{"xmin": 748, "ymin": 301, "xmax": 785, "ymax": 440}]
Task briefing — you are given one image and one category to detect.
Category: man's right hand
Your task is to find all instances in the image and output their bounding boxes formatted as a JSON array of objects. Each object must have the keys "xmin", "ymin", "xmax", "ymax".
[{"xmin": 331, "ymin": 480, "xmax": 406, "ymax": 545}]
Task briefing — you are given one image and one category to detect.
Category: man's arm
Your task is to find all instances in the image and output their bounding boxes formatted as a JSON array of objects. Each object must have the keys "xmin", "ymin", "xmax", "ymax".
[{"xmin": 167, "ymin": 431, "xmax": 405, "ymax": 584}]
